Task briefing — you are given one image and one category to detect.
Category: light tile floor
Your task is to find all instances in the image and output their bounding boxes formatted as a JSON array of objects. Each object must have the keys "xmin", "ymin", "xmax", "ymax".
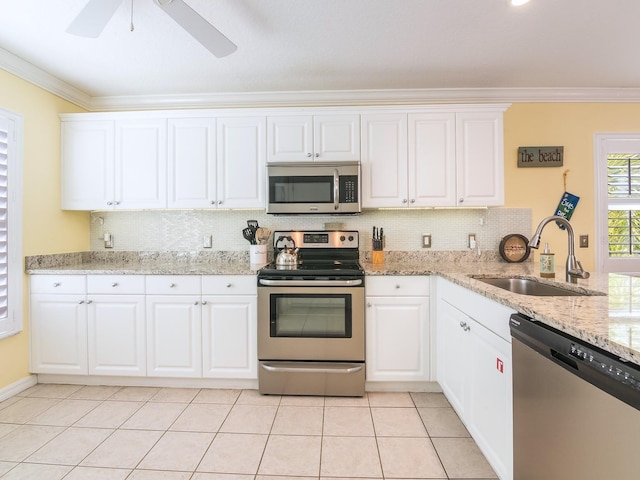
[{"xmin": 0, "ymin": 384, "xmax": 497, "ymax": 479}]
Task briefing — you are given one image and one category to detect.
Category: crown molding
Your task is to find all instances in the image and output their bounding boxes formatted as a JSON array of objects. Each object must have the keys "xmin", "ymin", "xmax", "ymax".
[
  {"xmin": 0, "ymin": 48, "xmax": 93, "ymax": 110},
  {"xmin": 3, "ymin": 47, "xmax": 640, "ymax": 111}
]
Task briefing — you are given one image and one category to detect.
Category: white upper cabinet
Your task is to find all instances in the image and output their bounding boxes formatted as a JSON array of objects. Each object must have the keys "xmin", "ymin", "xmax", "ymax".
[
  {"xmin": 115, "ymin": 118, "xmax": 167, "ymax": 209},
  {"xmin": 61, "ymin": 117, "xmax": 167, "ymax": 210},
  {"xmin": 361, "ymin": 114, "xmax": 408, "ymax": 207},
  {"xmin": 409, "ymin": 112, "xmax": 456, "ymax": 207},
  {"xmin": 61, "ymin": 120, "xmax": 115, "ymax": 210},
  {"xmin": 362, "ymin": 108, "xmax": 504, "ymax": 208},
  {"xmin": 455, "ymin": 111, "xmax": 505, "ymax": 206},
  {"xmin": 216, "ymin": 117, "xmax": 266, "ymax": 209},
  {"xmin": 267, "ymin": 114, "xmax": 360, "ymax": 163},
  {"xmin": 168, "ymin": 117, "xmax": 217, "ymax": 209}
]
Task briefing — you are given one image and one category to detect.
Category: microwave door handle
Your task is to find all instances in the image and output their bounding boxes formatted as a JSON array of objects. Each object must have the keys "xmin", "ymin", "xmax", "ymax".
[{"xmin": 334, "ymin": 169, "xmax": 339, "ymax": 210}]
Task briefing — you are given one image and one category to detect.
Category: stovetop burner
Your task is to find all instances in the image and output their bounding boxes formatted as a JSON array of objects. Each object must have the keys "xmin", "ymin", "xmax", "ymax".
[{"xmin": 258, "ymin": 230, "xmax": 363, "ymax": 279}]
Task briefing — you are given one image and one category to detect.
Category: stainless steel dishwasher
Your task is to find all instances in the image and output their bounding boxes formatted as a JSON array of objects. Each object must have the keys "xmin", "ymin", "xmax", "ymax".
[{"xmin": 510, "ymin": 313, "xmax": 640, "ymax": 480}]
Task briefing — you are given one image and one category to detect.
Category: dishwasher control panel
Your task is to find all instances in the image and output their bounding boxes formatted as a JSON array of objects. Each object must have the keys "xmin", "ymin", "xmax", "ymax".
[{"xmin": 570, "ymin": 342, "xmax": 640, "ymax": 392}]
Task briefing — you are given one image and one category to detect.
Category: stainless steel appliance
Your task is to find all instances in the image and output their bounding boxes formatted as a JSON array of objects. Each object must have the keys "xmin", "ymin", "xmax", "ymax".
[
  {"xmin": 510, "ymin": 313, "xmax": 640, "ymax": 479},
  {"xmin": 257, "ymin": 230, "xmax": 365, "ymax": 396},
  {"xmin": 266, "ymin": 162, "xmax": 361, "ymax": 214}
]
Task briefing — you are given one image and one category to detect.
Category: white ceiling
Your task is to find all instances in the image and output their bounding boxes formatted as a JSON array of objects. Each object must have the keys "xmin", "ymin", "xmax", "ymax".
[{"xmin": 1, "ymin": 0, "xmax": 640, "ymax": 109}]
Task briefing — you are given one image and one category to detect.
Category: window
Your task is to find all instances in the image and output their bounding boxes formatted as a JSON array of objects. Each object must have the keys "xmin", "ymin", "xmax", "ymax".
[
  {"xmin": 0, "ymin": 110, "xmax": 23, "ymax": 339},
  {"xmin": 595, "ymin": 134, "xmax": 640, "ymax": 273}
]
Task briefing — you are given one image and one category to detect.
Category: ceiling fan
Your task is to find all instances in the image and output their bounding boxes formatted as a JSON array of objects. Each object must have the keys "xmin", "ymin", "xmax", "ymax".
[{"xmin": 66, "ymin": 0, "xmax": 237, "ymax": 58}]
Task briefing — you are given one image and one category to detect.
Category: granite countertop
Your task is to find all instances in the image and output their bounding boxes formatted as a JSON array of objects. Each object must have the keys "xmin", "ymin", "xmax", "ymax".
[
  {"xmin": 26, "ymin": 251, "xmax": 640, "ymax": 367},
  {"xmin": 363, "ymin": 259, "xmax": 639, "ymax": 367}
]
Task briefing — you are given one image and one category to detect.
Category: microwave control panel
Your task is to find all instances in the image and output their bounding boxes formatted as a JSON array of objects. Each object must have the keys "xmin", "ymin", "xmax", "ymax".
[{"xmin": 339, "ymin": 176, "xmax": 359, "ymax": 203}]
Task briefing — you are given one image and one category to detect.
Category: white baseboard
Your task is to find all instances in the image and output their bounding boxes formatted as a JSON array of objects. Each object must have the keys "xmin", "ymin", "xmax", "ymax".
[
  {"xmin": 365, "ymin": 381, "xmax": 442, "ymax": 393},
  {"xmin": 0, "ymin": 375, "xmax": 37, "ymax": 401}
]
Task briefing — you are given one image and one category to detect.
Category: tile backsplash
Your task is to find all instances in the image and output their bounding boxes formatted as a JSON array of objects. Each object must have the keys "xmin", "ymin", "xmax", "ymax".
[{"xmin": 89, "ymin": 208, "xmax": 532, "ymax": 254}]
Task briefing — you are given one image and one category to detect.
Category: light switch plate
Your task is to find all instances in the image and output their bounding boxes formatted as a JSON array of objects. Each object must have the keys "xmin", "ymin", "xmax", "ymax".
[
  {"xmin": 422, "ymin": 234, "xmax": 431, "ymax": 248},
  {"xmin": 579, "ymin": 234, "xmax": 589, "ymax": 248},
  {"xmin": 203, "ymin": 235, "xmax": 213, "ymax": 248}
]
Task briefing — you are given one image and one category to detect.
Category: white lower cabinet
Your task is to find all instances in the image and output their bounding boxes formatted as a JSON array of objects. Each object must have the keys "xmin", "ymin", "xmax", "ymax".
[
  {"xmin": 30, "ymin": 275, "xmax": 88, "ymax": 375},
  {"xmin": 87, "ymin": 275, "xmax": 146, "ymax": 376},
  {"xmin": 436, "ymin": 278, "xmax": 515, "ymax": 480},
  {"xmin": 365, "ymin": 276, "xmax": 430, "ymax": 382},
  {"xmin": 202, "ymin": 275, "xmax": 257, "ymax": 379}
]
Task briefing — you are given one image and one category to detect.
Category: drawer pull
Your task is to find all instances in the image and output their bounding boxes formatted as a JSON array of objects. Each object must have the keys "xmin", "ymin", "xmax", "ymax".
[
  {"xmin": 169, "ymin": 283, "xmax": 176, "ymax": 288},
  {"xmin": 395, "ymin": 284, "xmax": 400, "ymax": 289},
  {"xmin": 226, "ymin": 283, "xmax": 232, "ymax": 288},
  {"xmin": 194, "ymin": 301, "xmax": 199, "ymax": 306},
  {"xmin": 202, "ymin": 301, "xmax": 207, "ymax": 305},
  {"xmin": 86, "ymin": 300, "xmax": 93, "ymax": 305},
  {"xmin": 111, "ymin": 282, "xmax": 118, "ymax": 287},
  {"xmin": 53, "ymin": 282, "xmax": 61, "ymax": 287},
  {"xmin": 78, "ymin": 300, "xmax": 84, "ymax": 305}
]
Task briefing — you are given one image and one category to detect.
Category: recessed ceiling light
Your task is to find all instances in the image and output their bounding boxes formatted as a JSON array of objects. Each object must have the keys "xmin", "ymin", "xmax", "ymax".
[{"xmin": 512, "ymin": 0, "xmax": 530, "ymax": 5}]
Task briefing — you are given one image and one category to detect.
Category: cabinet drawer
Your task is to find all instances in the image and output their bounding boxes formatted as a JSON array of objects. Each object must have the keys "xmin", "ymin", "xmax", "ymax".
[
  {"xmin": 145, "ymin": 275, "xmax": 201, "ymax": 295},
  {"xmin": 30, "ymin": 275, "xmax": 86, "ymax": 294},
  {"xmin": 366, "ymin": 276, "xmax": 430, "ymax": 296},
  {"xmin": 87, "ymin": 275, "xmax": 145, "ymax": 294},
  {"xmin": 202, "ymin": 275, "xmax": 256, "ymax": 295}
]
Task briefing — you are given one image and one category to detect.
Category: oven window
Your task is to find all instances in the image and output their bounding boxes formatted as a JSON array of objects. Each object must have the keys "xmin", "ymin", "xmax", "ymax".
[
  {"xmin": 270, "ymin": 294, "xmax": 352, "ymax": 338},
  {"xmin": 269, "ymin": 176, "xmax": 334, "ymax": 204}
]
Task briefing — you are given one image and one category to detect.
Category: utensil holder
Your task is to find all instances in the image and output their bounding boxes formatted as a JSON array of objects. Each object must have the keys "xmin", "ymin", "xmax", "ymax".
[
  {"xmin": 372, "ymin": 249, "xmax": 384, "ymax": 265},
  {"xmin": 250, "ymin": 244, "xmax": 267, "ymax": 265}
]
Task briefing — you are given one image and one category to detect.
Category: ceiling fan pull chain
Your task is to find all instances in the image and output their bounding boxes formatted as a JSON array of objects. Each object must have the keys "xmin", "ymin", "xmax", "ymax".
[{"xmin": 130, "ymin": 0, "xmax": 135, "ymax": 32}]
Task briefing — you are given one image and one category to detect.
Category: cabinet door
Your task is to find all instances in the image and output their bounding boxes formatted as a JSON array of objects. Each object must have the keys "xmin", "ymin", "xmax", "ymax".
[
  {"xmin": 115, "ymin": 118, "xmax": 167, "ymax": 209},
  {"xmin": 168, "ymin": 117, "xmax": 217, "ymax": 209},
  {"xmin": 61, "ymin": 120, "xmax": 115, "ymax": 210},
  {"xmin": 409, "ymin": 113, "xmax": 456, "ymax": 207},
  {"xmin": 455, "ymin": 111, "xmax": 504, "ymax": 206},
  {"xmin": 267, "ymin": 115, "xmax": 313, "ymax": 163},
  {"xmin": 361, "ymin": 114, "xmax": 408, "ymax": 208},
  {"xmin": 466, "ymin": 318, "xmax": 513, "ymax": 480},
  {"xmin": 87, "ymin": 295, "xmax": 146, "ymax": 376},
  {"xmin": 146, "ymin": 295, "xmax": 202, "ymax": 377},
  {"xmin": 217, "ymin": 117, "xmax": 266, "ymax": 208},
  {"xmin": 314, "ymin": 114, "xmax": 360, "ymax": 162},
  {"xmin": 202, "ymin": 295, "xmax": 257, "ymax": 379},
  {"xmin": 30, "ymin": 294, "xmax": 88, "ymax": 374},
  {"xmin": 436, "ymin": 298, "xmax": 470, "ymax": 415},
  {"xmin": 366, "ymin": 295, "xmax": 429, "ymax": 381}
]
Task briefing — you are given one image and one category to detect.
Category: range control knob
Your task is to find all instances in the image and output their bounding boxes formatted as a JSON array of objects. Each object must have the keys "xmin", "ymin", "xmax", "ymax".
[
  {"xmin": 348, "ymin": 235, "xmax": 354, "ymax": 242},
  {"xmin": 340, "ymin": 235, "xmax": 346, "ymax": 242}
]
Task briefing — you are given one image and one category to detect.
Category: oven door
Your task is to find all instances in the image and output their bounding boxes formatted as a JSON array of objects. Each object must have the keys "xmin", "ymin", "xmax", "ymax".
[{"xmin": 257, "ymin": 283, "xmax": 364, "ymax": 362}]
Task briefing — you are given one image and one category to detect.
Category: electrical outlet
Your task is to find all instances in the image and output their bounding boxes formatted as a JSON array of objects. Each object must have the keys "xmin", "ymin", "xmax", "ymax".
[
  {"xmin": 468, "ymin": 233, "xmax": 476, "ymax": 249},
  {"xmin": 422, "ymin": 234, "xmax": 431, "ymax": 248},
  {"xmin": 203, "ymin": 235, "xmax": 213, "ymax": 248},
  {"xmin": 579, "ymin": 234, "xmax": 589, "ymax": 248}
]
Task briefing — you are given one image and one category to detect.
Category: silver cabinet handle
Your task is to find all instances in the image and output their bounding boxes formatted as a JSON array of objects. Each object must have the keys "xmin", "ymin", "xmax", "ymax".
[
  {"xmin": 218, "ymin": 200, "xmax": 223, "ymax": 205},
  {"xmin": 226, "ymin": 283, "xmax": 232, "ymax": 288},
  {"xmin": 307, "ymin": 152, "xmax": 312, "ymax": 157},
  {"xmin": 111, "ymin": 282, "xmax": 118, "ymax": 287},
  {"xmin": 210, "ymin": 200, "xmax": 215, "ymax": 204},
  {"xmin": 107, "ymin": 201, "xmax": 113, "ymax": 206},
  {"xmin": 53, "ymin": 282, "xmax": 61, "ymax": 287},
  {"xmin": 315, "ymin": 152, "xmax": 319, "ymax": 157},
  {"xmin": 410, "ymin": 199, "xmax": 415, "ymax": 203},
  {"xmin": 169, "ymin": 283, "xmax": 176, "ymax": 288},
  {"xmin": 367, "ymin": 302, "xmax": 372, "ymax": 307},
  {"xmin": 114, "ymin": 201, "xmax": 120, "ymax": 205},
  {"xmin": 395, "ymin": 284, "xmax": 400, "ymax": 289},
  {"xmin": 459, "ymin": 198, "xmax": 464, "ymax": 203},
  {"xmin": 78, "ymin": 300, "xmax": 85, "ymax": 304},
  {"xmin": 402, "ymin": 199, "xmax": 408, "ymax": 203},
  {"xmin": 202, "ymin": 301, "xmax": 207, "ymax": 305},
  {"xmin": 86, "ymin": 300, "xmax": 93, "ymax": 304},
  {"xmin": 194, "ymin": 301, "xmax": 199, "ymax": 306}
]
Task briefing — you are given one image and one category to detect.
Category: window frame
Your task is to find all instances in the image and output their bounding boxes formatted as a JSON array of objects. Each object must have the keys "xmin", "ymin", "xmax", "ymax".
[
  {"xmin": 594, "ymin": 133, "xmax": 640, "ymax": 273},
  {"xmin": 0, "ymin": 109, "xmax": 23, "ymax": 339}
]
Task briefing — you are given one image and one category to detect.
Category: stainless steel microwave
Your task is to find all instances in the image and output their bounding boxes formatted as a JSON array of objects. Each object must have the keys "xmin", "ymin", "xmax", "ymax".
[{"xmin": 266, "ymin": 162, "xmax": 361, "ymax": 214}]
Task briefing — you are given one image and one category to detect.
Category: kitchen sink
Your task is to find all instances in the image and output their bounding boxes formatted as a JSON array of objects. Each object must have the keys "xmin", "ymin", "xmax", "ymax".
[{"xmin": 471, "ymin": 276, "xmax": 602, "ymax": 296}]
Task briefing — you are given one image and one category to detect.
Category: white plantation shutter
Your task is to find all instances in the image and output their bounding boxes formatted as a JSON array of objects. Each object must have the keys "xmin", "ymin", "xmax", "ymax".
[
  {"xmin": 0, "ymin": 111, "xmax": 22, "ymax": 338},
  {"xmin": 0, "ymin": 123, "xmax": 8, "ymax": 319}
]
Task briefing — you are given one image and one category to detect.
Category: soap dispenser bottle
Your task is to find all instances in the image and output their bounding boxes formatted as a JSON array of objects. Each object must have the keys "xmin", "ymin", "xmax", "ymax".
[{"xmin": 539, "ymin": 242, "xmax": 555, "ymax": 278}]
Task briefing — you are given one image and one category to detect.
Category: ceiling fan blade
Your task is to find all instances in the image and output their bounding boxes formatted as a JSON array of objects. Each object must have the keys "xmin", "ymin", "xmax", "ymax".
[
  {"xmin": 66, "ymin": 0, "xmax": 124, "ymax": 37},
  {"xmin": 154, "ymin": 0, "xmax": 237, "ymax": 58}
]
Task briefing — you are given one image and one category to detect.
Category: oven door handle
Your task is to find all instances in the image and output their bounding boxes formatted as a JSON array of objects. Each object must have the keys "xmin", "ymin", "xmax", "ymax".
[
  {"xmin": 261, "ymin": 363, "xmax": 364, "ymax": 374},
  {"xmin": 258, "ymin": 279, "xmax": 363, "ymax": 287}
]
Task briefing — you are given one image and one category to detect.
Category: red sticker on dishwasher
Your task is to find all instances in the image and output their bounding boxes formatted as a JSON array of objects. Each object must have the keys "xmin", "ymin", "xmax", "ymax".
[{"xmin": 496, "ymin": 358, "xmax": 504, "ymax": 373}]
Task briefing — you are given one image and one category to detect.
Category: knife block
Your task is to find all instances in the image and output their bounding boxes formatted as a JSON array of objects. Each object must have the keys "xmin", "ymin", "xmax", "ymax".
[{"xmin": 372, "ymin": 250, "xmax": 384, "ymax": 265}]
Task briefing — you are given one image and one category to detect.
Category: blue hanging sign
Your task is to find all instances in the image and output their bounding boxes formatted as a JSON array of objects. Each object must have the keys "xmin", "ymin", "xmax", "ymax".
[{"xmin": 554, "ymin": 192, "xmax": 580, "ymax": 229}]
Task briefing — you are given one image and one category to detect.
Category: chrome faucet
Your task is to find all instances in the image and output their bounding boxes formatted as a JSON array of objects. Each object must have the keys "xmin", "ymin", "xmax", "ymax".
[{"xmin": 529, "ymin": 215, "xmax": 590, "ymax": 283}]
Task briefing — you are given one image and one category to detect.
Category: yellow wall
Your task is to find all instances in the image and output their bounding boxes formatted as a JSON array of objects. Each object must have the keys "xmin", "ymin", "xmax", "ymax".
[
  {"xmin": 504, "ymin": 103, "xmax": 640, "ymax": 271},
  {"xmin": 0, "ymin": 70, "xmax": 87, "ymax": 389}
]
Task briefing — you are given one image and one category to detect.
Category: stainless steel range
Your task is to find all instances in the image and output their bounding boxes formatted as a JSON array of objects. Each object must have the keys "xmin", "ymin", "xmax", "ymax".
[{"xmin": 257, "ymin": 230, "xmax": 365, "ymax": 397}]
